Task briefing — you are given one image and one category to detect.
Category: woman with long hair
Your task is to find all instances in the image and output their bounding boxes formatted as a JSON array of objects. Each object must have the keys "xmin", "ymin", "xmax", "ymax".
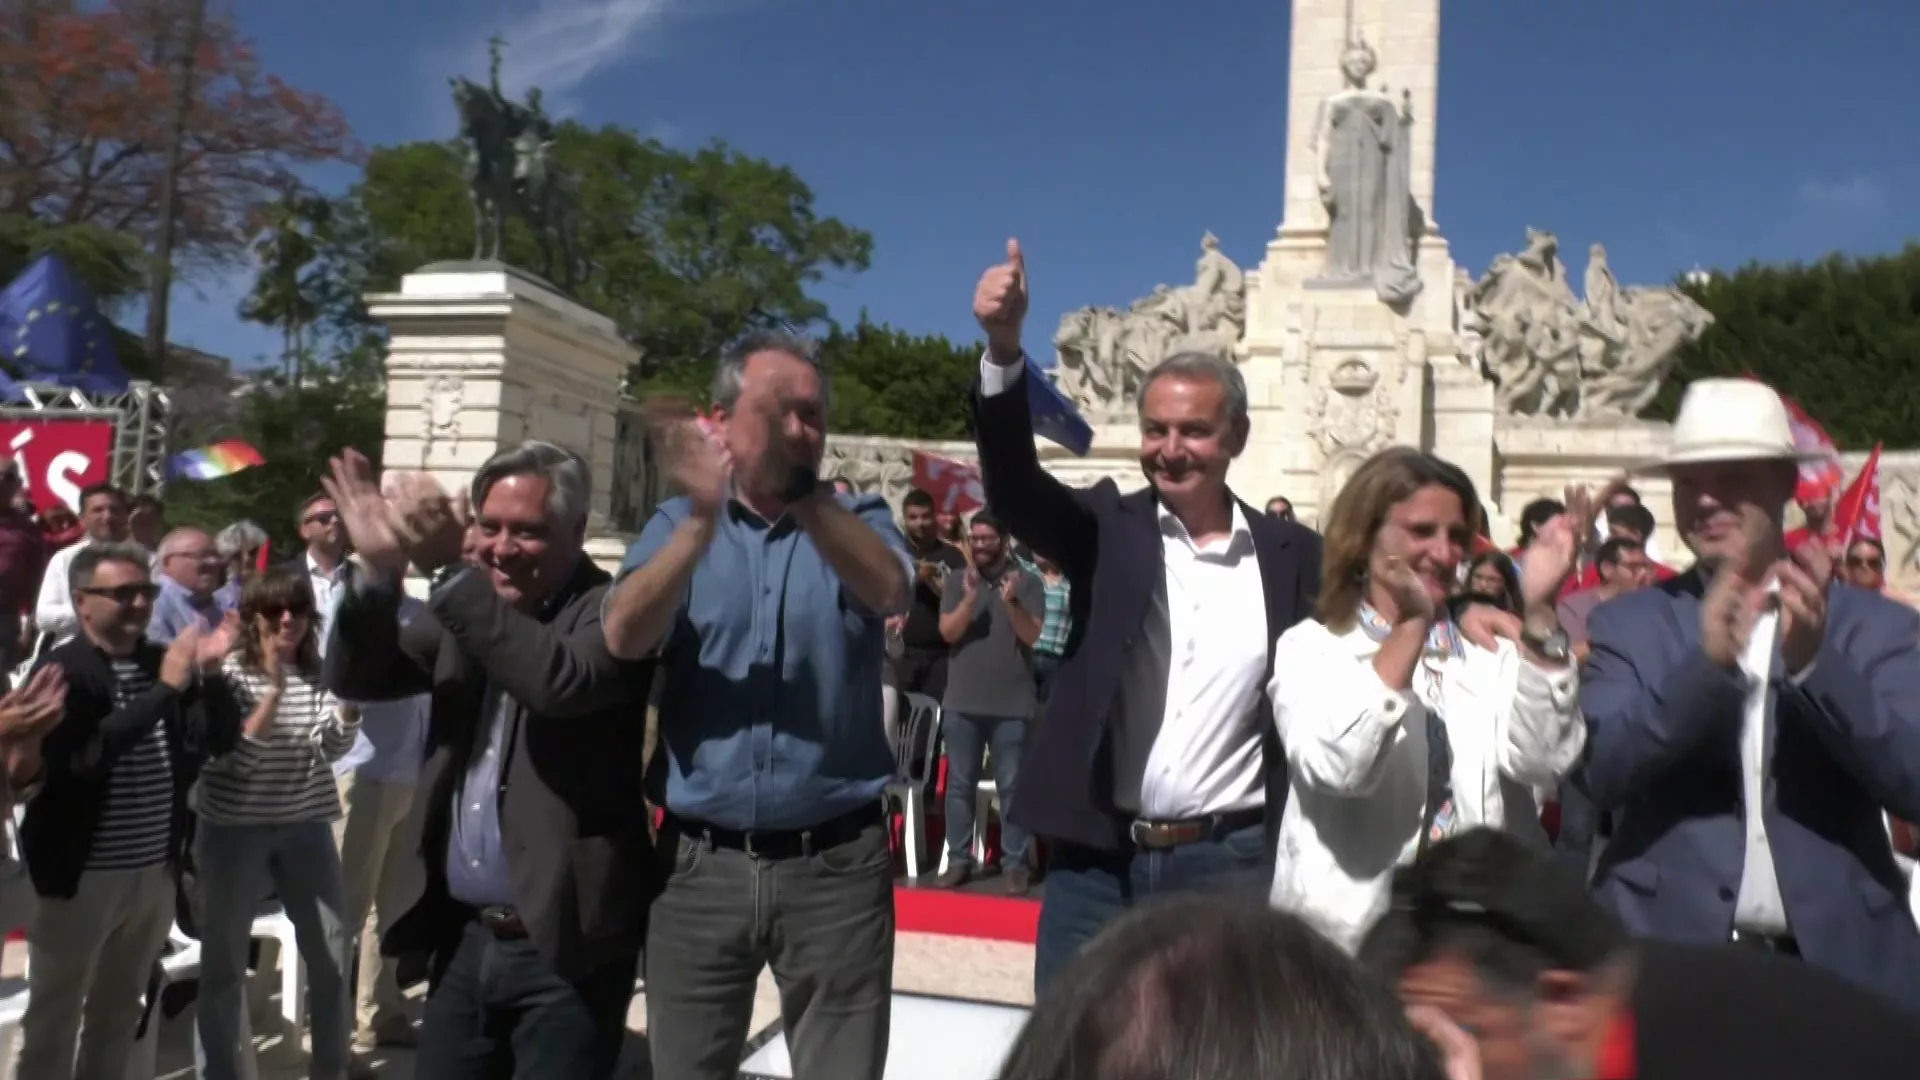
[
  {"xmin": 194, "ymin": 569, "xmax": 360, "ymax": 1080},
  {"xmin": 1266, "ymin": 447, "xmax": 1586, "ymax": 954},
  {"xmin": 1461, "ymin": 550, "xmax": 1521, "ymax": 615}
]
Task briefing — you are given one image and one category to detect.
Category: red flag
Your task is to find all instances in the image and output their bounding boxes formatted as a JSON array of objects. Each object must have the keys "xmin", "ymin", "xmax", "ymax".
[
  {"xmin": 1833, "ymin": 443, "xmax": 1882, "ymax": 544},
  {"xmin": 910, "ymin": 451, "xmax": 984, "ymax": 516},
  {"xmin": 256, "ymin": 538, "xmax": 270, "ymax": 574},
  {"xmin": 1741, "ymin": 375, "xmax": 1843, "ymax": 506}
]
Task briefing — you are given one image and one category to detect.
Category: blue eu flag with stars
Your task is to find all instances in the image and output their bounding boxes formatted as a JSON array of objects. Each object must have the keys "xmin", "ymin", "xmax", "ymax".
[
  {"xmin": 0, "ymin": 254, "xmax": 132, "ymax": 395},
  {"xmin": 1022, "ymin": 354, "xmax": 1093, "ymax": 456}
]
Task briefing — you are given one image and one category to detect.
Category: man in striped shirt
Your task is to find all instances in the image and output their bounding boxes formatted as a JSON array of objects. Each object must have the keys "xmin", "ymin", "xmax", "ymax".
[{"xmin": 17, "ymin": 541, "xmax": 240, "ymax": 1080}]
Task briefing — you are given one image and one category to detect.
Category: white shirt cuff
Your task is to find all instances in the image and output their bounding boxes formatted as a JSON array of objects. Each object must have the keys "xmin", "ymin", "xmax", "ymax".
[{"xmin": 979, "ymin": 351, "xmax": 1025, "ymax": 398}]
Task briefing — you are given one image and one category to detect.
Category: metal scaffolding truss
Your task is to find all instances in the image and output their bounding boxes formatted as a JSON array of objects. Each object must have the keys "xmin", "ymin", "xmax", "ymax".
[{"xmin": 0, "ymin": 381, "xmax": 171, "ymax": 495}]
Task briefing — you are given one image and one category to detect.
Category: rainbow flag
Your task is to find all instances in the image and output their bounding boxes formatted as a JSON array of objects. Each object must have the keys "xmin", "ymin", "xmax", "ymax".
[{"xmin": 168, "ymin": 439, "xmax": 265, "ymax": 481}]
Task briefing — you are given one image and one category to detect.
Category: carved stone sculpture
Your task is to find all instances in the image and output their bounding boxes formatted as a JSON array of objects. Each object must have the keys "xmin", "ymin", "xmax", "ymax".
[
  {"xmin": 821, "ymin": 442, "xmax": 919, "ymax": 506},
  {"xmin": 1310, "ymin": 33, "xmax": 1423, "ymax": 305},
  {"xmin": 1460, "ymin": 228, "xmax": 1714, "ymax": 418},
  {"xmin": 1049, "ymin": 233, "xmax": 1248, "ymax": 416}
]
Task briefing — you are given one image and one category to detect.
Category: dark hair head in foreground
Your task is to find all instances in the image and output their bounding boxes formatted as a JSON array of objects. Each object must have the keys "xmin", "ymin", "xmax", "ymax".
[
  {"xmin": 1000, "ymin": 894, "xmax": 1447, "ymax": 1080},
  {"xmin": 1359, "ymin": 828, "xmax": 1633, "ymax": 1080}
]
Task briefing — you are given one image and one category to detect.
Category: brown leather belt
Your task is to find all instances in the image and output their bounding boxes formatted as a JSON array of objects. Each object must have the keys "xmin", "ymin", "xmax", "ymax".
[
  {"xmin": 475, "ymin": 906, "xmax": 529, "ymax": 940},
  {"xmin": 1128, "ymin": 807, "xmax": 1265, "ymax": 851}
]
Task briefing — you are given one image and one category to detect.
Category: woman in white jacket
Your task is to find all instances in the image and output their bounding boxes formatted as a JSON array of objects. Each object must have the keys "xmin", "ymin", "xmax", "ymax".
[{"xmin": 1268, "ymin": 448, "xmax": 1586, "ymax": 953}]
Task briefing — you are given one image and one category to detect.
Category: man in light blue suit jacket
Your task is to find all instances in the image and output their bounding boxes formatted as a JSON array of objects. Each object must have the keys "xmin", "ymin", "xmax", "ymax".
[{"xmin": 1578, "ymin": 378, "xmax": 1920, "ymax": 1011}]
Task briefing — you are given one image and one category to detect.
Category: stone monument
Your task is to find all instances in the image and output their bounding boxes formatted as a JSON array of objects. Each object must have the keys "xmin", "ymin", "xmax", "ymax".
[
  {"xmin": 1237, "ymin": 0, "xmax": 1460, "ymax": 524},
  {"xmin": 365, "ymin": 43, "xmax": 641, "ymax": 583}
]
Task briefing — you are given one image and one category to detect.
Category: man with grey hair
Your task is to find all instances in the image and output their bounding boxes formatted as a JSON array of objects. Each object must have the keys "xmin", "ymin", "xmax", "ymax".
[
  {"xmin": 321, "ymin": 441, "xmax": 655, "ymax": 1079},
  {"xmin": 603, "ymin": 326, "xmax": 912, "ymax": 1080},
  {"xmin": 970, "ymin": 240, "xmax": 1323, "ymax": 993},
  {"xmin": 148, "ymin": 526, "xmax": 234, "ymax": 643}
]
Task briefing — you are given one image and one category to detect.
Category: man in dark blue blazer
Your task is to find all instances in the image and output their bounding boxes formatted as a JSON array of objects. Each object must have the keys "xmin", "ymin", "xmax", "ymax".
[
  {"xmin": 1578, "ymin": 378, "xmax": 1920, "ymax": 1010},
  {"xmin": 970, "ymin": 241, "xmax": 1322, "ymax": 992}
]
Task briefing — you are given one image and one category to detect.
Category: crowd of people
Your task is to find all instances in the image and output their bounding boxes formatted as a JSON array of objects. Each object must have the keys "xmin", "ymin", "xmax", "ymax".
[{"xmin": 0, "ymin": 237, "xmax": 1913, "ymax": 1080}]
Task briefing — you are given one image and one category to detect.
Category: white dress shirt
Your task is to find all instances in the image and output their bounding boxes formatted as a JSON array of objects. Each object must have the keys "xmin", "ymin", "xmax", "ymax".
[
  {"xmin": 306, "ymin": 550, "xmax": 347, "ymax": 645},
  {"xmin": 980, "ymin": 356, "xmax": 1271, "ymax": 819},
  {"xmin": 1734, "ymin": 584, "xmax": 1792, "ymax": 935},
  {"xmin": 1266, "ymin": 618, "xmax": 1585, "ymax": 953},
  {"xmin": 32, "ymin": 539, "xmax": 89, "ymax": 642}
]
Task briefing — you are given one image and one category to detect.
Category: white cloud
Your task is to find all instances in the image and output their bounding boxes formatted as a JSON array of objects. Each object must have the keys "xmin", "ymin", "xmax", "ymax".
[
  {"xmin": 1796, "ymin": 175, "xmax": 1887, "ymax": 215},
  {"xmin": 445, "ymin": 0, "xmax": 684, "ymax": 116}
]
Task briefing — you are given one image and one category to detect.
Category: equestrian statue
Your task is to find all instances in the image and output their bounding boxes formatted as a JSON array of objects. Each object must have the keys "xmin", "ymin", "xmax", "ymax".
[{"xmin": 450, "ymin": 36, "xmax": 590, "ymax": 292}]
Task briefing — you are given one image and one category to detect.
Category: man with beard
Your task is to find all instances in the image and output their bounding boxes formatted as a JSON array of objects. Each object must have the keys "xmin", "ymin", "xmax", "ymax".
[
  {"xmin": 891, "ymin": 488, "xmax": 968, "ymax": 699},
  {"xmin": 602, "ymin": 327, "xmax": 911, "ymax": 1080},
  {"xmin": 1363, "ymin": 828, "xmax": 1920, "ymax": 1079},
  {"xmin": 970, "ymin": 240, "xmax": 1323, "ymax": 992},
  {"xmin": 935, "ymin": 509, "xmax": 1044, "ymax": 893}
]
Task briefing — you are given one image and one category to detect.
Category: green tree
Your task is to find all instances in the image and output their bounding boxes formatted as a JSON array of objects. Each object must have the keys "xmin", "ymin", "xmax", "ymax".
[
  {"xmin": 821, "ymin": 313, "xmax": 981, "ymax": 440},
  {"xmin": 237, "ymin": 190, "xmax": 335, "ymax": 384},
  {"xmin": 161, "ymin": 350, "xmax": 385, "ymax": 552},
  {"xmin": 1656, "ymin": 245, "xmax": 1920, "ymax": 448},
  {"xmin": 336, "ymin": 127, "xmax": 873, "ymax": 380}
]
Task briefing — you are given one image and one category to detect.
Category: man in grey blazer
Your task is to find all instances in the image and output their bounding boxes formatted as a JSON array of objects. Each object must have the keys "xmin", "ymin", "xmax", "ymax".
[{"xmin": 1579, "ymin": 378, "xmax": 1920, "ymax": 1010}]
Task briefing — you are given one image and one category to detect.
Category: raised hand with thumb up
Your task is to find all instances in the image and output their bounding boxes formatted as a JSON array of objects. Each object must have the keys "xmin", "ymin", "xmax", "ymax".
[{"xmin": 973, "ymin": 237, "xmax": 1029, "ymax": 366}]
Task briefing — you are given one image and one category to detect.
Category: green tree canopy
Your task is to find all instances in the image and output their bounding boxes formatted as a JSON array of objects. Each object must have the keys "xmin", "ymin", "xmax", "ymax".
[
  {"xmin": 161, "ymin": 350, "xmax": 386, "ymax": 552},
  {"xmin": 1657, "ymin": 244, "xmax": 1920, "ymax": 448},
  {"xmin": 337, "ymin": 127, "xmax": 873, "ymax": 379}
]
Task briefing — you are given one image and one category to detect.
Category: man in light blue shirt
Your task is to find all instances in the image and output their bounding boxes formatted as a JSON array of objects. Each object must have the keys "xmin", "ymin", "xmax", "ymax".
[
  {"xmin": 331, "ymin": 591, "xmax": 431, "ymax": 1051},
  {"xmin": 603, "ymin": 327, "xmax": 911, "ymax": 1080},
  {"xmin": 147, "ymin": 527, "xmax": 234, "ymax": 642}
]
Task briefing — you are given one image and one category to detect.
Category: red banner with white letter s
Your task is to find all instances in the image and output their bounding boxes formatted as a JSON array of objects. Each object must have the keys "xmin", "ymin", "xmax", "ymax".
[{"xmin": 0, "ymin": 418, "xmax": 116, "ymax": 513}]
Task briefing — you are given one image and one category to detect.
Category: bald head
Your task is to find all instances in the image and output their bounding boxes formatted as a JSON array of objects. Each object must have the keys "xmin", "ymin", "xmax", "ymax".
[{"xmin": 157, "ymin": 526, "xmax": 221, "ymax": 595}]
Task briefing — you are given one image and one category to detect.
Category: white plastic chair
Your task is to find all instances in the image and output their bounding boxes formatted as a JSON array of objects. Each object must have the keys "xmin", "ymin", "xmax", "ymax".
[
  {"xmin": 249, "ymin": 908, "xmax": 304, "ymax": 1030},
  {"xmin": 882, "ymin": 692, "xmax": 942, "ymax": 879}
]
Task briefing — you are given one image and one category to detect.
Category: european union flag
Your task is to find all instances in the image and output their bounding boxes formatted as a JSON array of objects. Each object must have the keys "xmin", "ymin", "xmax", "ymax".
[
  {"xmin": 0, "ymin": 254, "xmax": 131, "ymax": 394},
  {"xmin": 1023, "ymin": 354, "xmax": 1093, "ymax": 456}
]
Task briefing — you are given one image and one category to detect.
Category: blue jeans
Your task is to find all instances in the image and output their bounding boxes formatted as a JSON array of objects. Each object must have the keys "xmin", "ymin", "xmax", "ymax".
[
  {"xmin": 941, "ymin": 712, "xmax": 1030, "ymax": 868},
  {"xmin": 415, "ymin": 922, "xmax": 637, "ymax": 1080},
  {"xmin": 1033, "ymin": 822, "xmax": 1271, "ymax": 994},
  {"xmin": 195, "ymin": 820, "xmax": 353, "ymax": 1080}
]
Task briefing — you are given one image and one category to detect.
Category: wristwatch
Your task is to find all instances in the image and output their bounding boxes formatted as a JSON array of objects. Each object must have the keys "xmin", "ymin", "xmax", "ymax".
[{"xmin": 1520, "ymin": 625, "xmax": 1572, "ymax": 663}]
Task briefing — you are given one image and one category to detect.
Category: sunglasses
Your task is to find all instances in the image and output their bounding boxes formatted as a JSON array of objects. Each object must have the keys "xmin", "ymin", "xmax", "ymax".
[
  {"xmin": 1846, "ymin": 556, "xmax": 1885, "ymax": 572},
  {"xmin": 255, "ymin": 603, "xmax": 313, "ymax": 621},
  {"xmin": 304, "ymin": 511, "xmax": 338, "ymax": 526},
  {"xmin": 79, "ymin": 583, "xmax": 158, "ymax": 605}
]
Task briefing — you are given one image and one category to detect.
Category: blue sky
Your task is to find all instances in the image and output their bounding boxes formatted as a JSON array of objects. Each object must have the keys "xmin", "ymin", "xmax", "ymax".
[{"xmin": 158, "ymin": 0, "xmax": 1920, "ymax": 369}]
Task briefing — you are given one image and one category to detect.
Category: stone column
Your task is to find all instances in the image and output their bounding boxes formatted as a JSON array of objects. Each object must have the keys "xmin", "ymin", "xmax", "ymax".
[
  {"xmin": 1240, "ymin": 0, "xmax": 1459, "ymax": 527},
  {"xmin": 365, "ymin": 264, "xmax": 640, "ymax": 576}
]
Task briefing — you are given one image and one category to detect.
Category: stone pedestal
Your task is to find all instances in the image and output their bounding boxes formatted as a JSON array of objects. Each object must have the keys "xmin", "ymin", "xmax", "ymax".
[{"xmin": 365, "ymin": 263, "xmax": 640, "ymax": 575}]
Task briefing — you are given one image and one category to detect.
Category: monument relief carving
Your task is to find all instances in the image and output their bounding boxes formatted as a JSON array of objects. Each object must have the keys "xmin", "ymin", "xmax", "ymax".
[
  {"xmin": 1310, "ymin": 32, "xmax": 1424, "ymax": 305},
  {"xmin": 423, "ymin": 374, "xmax": 464, "ymax": 445},
  {"xmin": 1310, "ymin": 356, "xmax": 1400, "ymax": 459},
  {"xmin": 1049, "ymin": 233, "xmax": 1247, "ymax": 416},
  {"xmin": 821, "ymin": 441, "xmax": 919, "ymax": 504},
  {"xmin": 1463, "ymin": 229, "xmax": 1714, "ymax": 419}
]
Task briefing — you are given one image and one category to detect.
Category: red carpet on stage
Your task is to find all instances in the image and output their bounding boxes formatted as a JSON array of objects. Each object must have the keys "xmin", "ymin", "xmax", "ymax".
[{"xmin": 894, "ymin": 886, "xmax": 1039, "ymax": 945}]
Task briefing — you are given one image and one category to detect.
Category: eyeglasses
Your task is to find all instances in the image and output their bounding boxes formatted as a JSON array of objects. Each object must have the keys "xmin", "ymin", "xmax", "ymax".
[
  {"xmin": 79, "ymin": 583, "xmax": 158, "ymax": 605},
  {"xmin": 255, "ymin": 603, "xmax": 313, "ymax": 621},
  {"xmin": 304, "ymin": 511, "xmax": 338, "ymax": 526},
  {"xmin": 1847, "ymin": 556, "xmax": 1885, "ymax": 572}
]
